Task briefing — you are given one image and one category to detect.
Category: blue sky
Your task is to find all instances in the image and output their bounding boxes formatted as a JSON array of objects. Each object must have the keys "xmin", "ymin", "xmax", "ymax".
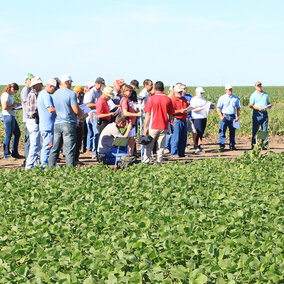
[{"xmin": 0, "ymin": 0, "xmax": 283, "ymax": 86}]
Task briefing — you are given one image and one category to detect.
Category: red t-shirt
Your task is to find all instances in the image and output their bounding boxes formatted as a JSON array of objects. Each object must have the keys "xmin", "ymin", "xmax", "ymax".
[
  {"xmin": 172, "ymin": 95, "xmax": 189, "ymax": 119},
  {"xmin": 144, "ymin": 92, "xmax": 175, "ymax": 130},
  {"xmin": 120, "ymin": 97, "xmax": 136, "ymax": 123},
  {"xmin": 96, "ymin": 96, "xmax": 111, "ymax": 120}
]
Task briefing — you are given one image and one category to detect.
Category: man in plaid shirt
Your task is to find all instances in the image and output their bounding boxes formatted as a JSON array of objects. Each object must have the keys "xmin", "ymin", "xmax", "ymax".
[{"xmin": 25, "ymin": 77, "xmax": 43, "ymax": 169}]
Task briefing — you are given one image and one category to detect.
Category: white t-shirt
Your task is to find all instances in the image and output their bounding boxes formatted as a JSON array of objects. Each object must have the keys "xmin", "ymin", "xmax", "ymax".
[
  {"xmin": 98, "ymin": 122, "xmax": 123, "ymax": 154},
  {"xmin": 1, "ymin": 92, "xmax": 15, "ymax": 116},
  {"xmin": 190, "ymin": 96, "xmax": 208, "ymax": 119}
]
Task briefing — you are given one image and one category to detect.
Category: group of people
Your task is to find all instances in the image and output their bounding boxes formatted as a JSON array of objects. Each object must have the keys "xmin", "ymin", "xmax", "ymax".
[{"xmin": 1, "ymin": 74, "xmax": 272, "ymax": 167}]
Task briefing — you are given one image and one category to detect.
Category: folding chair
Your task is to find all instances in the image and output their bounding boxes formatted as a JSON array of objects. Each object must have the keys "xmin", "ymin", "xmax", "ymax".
[{"xmin": 112, "ymin": 137, "xmax": 128, "ymax": 170}]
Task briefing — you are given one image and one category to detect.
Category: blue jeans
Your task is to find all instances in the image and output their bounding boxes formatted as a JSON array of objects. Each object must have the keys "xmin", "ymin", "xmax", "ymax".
[
  {"xmin": 40, "ymin": 130, "xmax": 54, "ymax": 167},
  {"xmin": 165, "ymin": 134, "xmax": 171, "ymax": 151},
  {"xmin": 3, "ymin": 115, "xmax": 21, "ymax": 158},
  {"xmin": 219, "ymin": 115, "xmax": 236, "ymax": 147},
  {"xmin": 171, "ymin": 119, "xmax": 187, "ymax": 156},
  {"xmin": 86, "ymin": 117, "xmax": 93, "ymax": 151},
  {"xmin": 48, "ymin": 123, "xmax": 77, "ymax": 168},
  {"xmin": 23, "ymin": 122, "xmax": 30, "ymax": 160},
  {"xmin": 252, "ymin": 111, "xmax": 268, "ymax": 145},
  {"xmin": 25, "ymin": 119, "xmax": 41, "ymax": 169}
]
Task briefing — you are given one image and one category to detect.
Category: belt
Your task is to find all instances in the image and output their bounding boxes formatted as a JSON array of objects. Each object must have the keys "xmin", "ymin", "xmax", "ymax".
[
  {"xmin": 175, "ymin": 118, "xmax": 187, "ymax": 122},
  {"xmin": 223, "ymin": 114, "xmax": 235, "ymax": 117},
  {"xmin": 254, "ymin": 110, "xmax": 267, "ymax": 113}
]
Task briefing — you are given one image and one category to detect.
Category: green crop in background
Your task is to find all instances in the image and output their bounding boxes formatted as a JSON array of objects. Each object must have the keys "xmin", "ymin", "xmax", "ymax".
[{"xmin": 0, "ymin": 152, "xmax": 283, "ymax": 282}]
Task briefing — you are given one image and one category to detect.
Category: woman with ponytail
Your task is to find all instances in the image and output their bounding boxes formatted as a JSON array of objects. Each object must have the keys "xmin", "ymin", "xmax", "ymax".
[{"xmin": 1, "ymin": 83, "xmax": 22, "ymax": 159}]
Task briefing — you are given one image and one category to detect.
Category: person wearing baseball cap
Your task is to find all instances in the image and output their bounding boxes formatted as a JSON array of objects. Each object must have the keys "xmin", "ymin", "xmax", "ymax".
[
  {"xmin": 25, "ymin": 77, "xmax": 44, "ymax": 169},
  {"xmin": 112, "ymin": 79, "xmax": 124, "ymax": 106},
  {"xmin": 48, "ymin": 74, "xmax": 85, "ymax": 168},
  {"xmin": 83, "ymin": 77, "xmax": 105, "ymax": 158},
  {"xmin": 216, "ymin": 84, "xmax": 241, "ymax": 152},
  {"xmin": 170, "ymin": 84, "xmax": 190, "ymax": 158},
  {"xmin": 20, "ymin": 73, "xmax": 34, "ymax": 164},
  {"xmin": 249, "ymin": 81, "xmax": 272, "ymax": 149},
  {"xmin": 37, "ymin": 78, "xmax": 57, "ymax": 167},
  {"xmin": 190, "ymin": 87, "xmax": 209, "ymax": 153},
  {"xmin": 96, "ymin": 86, "xmax": 115, "ymax": 135}
]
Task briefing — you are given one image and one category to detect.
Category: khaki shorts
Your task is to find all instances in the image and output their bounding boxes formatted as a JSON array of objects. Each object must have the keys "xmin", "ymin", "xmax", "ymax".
[{"xmin": 187, "ymin": 118, "xmax": 197, "ymax": 133}]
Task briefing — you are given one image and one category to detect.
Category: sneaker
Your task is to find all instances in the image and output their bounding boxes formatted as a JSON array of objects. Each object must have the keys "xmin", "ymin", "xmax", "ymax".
[
  {"xmin": 195, "ymin": 148, "xmax": 201, "ymax": 153},
  {"xmin": 230, "ymin": 146, "xmax": 237, "ymax": 151},
  {"xmin": 4, "ymin": 155, "xmax": 11, "ymax": 159}
]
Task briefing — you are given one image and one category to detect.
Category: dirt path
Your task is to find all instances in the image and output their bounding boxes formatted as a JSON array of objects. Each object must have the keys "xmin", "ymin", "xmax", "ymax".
[{"xmin": 0, "ymin": 136, "xmax": 283, "ymax": 170}]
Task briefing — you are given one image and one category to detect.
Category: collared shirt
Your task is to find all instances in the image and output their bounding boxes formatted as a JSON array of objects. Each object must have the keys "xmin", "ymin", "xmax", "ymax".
[
  {"xmin": 144, "ymin": 92, "xmax": 175, "ymax": 130},
  {"xmin": 26, "ymin": 89, "xmax": 39, "ymax": 117},
  {"xmin": 249, "ymin": 90, "xmax": 270, "ymax": 109},
  {"xmin": 21, "ymin": 86, "xmax": 31, "ymax": 122},
  {"xmin": 172, "ymin": 95, "xmax": 189, "ymax": 119},
  {"xmin": 83, "ymin": 87, "xmax": 102, "ymax": 114},
  {"xmin": 137, "ymin": 88, "xmax": 150, "ymax": 110},
  {"xmin": 217, "ymin": 93, "xmax": 241, "ymax": 115}
]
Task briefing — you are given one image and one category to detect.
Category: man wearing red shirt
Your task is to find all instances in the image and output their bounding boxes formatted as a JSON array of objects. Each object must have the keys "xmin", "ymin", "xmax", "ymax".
[
  {"xmin": 143, "ymin": 81, "xmax": 174, "ymax": 164},
  {"xmin": 171, "ymin": 85, "xmax": 189, "ymax": 157},
  {"xmin": 96, "ymin": 86, "xmax": 115, "ymax": 134}
]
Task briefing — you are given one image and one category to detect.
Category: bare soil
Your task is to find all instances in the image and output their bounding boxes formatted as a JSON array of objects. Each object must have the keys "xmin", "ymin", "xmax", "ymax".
[{"xmin": 0, "ymin": 136, "xmax": 283, "ymax": 170}]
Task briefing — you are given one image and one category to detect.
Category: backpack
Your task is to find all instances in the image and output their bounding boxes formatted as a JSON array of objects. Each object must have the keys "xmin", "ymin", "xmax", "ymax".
[{"xmin": 119, "ymin": 156, "xmax": 137, "ymax": 169}]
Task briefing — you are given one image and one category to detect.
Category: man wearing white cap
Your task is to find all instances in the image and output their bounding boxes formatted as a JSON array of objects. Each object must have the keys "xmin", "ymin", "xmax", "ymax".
[
  {"xmin": 83, "ymin": 77, "xmax": 105, "ymax": 157},
  {"xmin": 25, "ymin": 77, "xmax": 44, "ymax": 169},
  {"xmin": 170, "ymin": 84, "xmax": 189, "ymax": 157},
  {"xmin": 216, "ymin": 84, "xmax": 241, "ymax": 151},
  {"xmin": 37, "ymin": 79, "xmax": 57, "ymax": 167},
  {"xmin": 48, "ymin": 74, "xmax": 85, "ymax": 168},
  {"xmin": 20, "ymin": 73, "xmax": 34, "ymax": 165}
]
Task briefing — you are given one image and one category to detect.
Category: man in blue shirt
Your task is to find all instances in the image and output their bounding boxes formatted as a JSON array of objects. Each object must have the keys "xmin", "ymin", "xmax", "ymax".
[
  {"xmin": 37, "ymin": 78, "xmax": 57, "ymax": 167},
  {"xmin": 48, "ymin": 74, "xmax": 85, "ymax": 168},
  {"xmin": 216, "ymin": 84, "xmax": 241, "ymax": 151},
  {"xmin": 249, "ymin": 81, "xmax": 272, "ymax": 148}
]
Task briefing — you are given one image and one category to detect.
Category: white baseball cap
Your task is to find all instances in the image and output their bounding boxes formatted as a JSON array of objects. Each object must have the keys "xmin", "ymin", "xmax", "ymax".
[
  {"xmin": 30, "ymin": 76, "xmax": 43, "ymax": 87},
  {"xmin": 174, "ymin": 85, "xmax": 183, "ymax": 93},
  {"xmin": 60, "ymin": 74, "xmax": 73, "ymax": 82},
  {"xmin": 86, "ymin": 80, "xmax": 96, "ymax": 88},
  {"xmin": 48, "ymin": 78, "xmax": 57, "ymax": 87},
  {"xmin": 195, "ymin": 87, "xmax": 205, "ymax": 94},
  {"xmin": 225, "ymin": 84, "xmax": 233, "ymax": 90}
]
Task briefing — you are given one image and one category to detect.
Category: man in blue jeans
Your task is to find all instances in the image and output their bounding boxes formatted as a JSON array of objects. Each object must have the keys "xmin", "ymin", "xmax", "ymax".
[
  {"xmin": 48, "ymin": 74, "xmax": 85, "ymax": 168},
  {"xmin": 83, "ymin": 77, "xmax": 105, "ymax": 158},
  {"xmin": 249, "ymin": 81, "xmax": 272, "ymax": 149},
  {"xmin": 37, "ymin": 78, "xmax": 57, "ymax": 167},
  {"xmin": 216, "ymin": 84, "xmax": 241, "ymax": 151}
]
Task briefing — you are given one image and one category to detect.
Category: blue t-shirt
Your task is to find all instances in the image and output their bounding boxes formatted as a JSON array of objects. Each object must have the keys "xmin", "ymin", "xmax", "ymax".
[
  {"xmin": 217, "ymin": 94, "xmax": 241, "ymax": 115},
  {"xmin": 53, "ymin": 88, "xmax": 78, "ymax": 126},
  {"xmin": 37, "ymin": 90, "xmax": 56, "ymax": 132},
  {"xmin": 183, "ymin": 93, "xmax": 192, "ymax": 118}
]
